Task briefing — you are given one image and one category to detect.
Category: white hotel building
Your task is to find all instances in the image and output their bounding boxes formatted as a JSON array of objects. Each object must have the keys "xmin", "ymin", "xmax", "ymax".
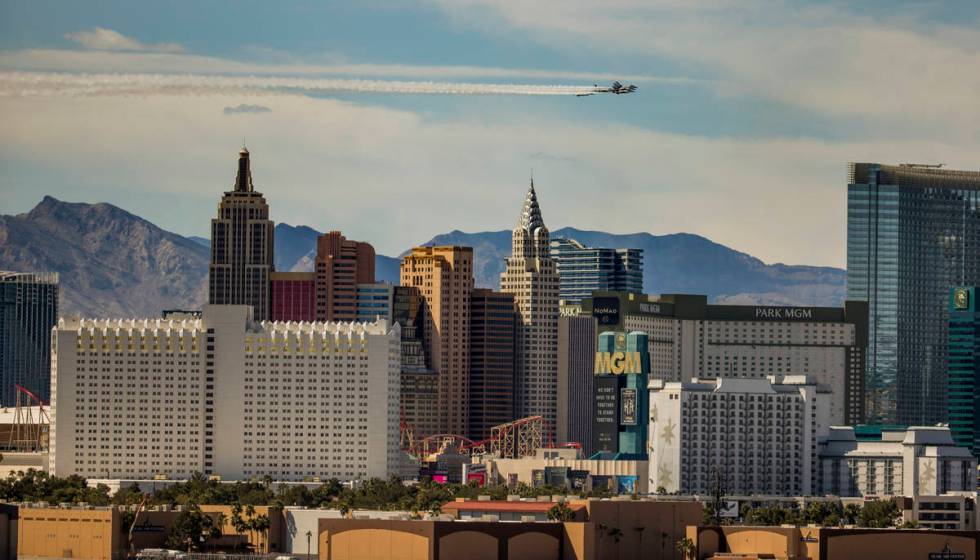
[
  {"xmin": 648, "ymin": 375, "xmax": 831, "ymax": 496},
  {"xmin": 49, "ymin": 305, "xmax": 401, "ymax": 482}
]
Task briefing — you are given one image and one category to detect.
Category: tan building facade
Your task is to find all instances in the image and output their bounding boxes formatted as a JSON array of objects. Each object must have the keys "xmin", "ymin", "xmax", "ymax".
[
  {"xmin": 315, "ymin": 231, "xmax": 376, "ymax": 322},
  {"xmin": 689, "ymin": 525, "xmax": 980, "ymax": 560},
  {"xmin": 16, "ymin": 505, "xmax": 284, "ymax": 560},
  {"xmin": 501, "ymin": 182, "xmax": 559, "ymax": 433},
  {"xmin": 400, "ymin": 246, "xmax": 474, "ymax": 436},
  {"xmin": 316, "ymin": 499, "xmax": 701, "ymax": 560}
]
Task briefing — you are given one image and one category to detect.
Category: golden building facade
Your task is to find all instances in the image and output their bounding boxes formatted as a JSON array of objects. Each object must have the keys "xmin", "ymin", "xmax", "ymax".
[{"xmin": 400, "ymin": 246, "xmax": 474, "ymax": 436}]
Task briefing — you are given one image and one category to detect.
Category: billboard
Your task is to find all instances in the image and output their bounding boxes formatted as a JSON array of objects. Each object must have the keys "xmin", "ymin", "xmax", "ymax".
[
  {"xmin": 719, "ymin": 500, "xmax": 739, "ymax": 518},
  {"xmin": 616, "ymin": 475, "xmax": 638, "ymax": 494},
  {"xmin": 545, "ymin": 466, "xmax": 570, "ymax": 488},
  {"xmin": 593, "ymin": 376, "xmax": 620, "ymax": 453},
  {"xmin": 531, "ymin": 469, "xmax": 545, "ymax": 487},
  {"xmin": 620, "ymin": 388, "xmax": 638, "ymax": 425},
  {"xmin": 569, "ymin": 470, "xmax": 589, "ymax": 491},
  {"xmin": 592, "ymin": 296, "xmax": 621, "ymax": 327},
  {"xmin": 590, "ymin": 475, "xmax": 612, "ymax": 493}
]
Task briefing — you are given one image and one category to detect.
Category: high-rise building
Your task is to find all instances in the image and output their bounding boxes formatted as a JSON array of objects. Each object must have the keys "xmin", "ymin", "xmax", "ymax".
[
  {"xmin": 948, "ymin": 287, "xmax": 979, "ymax": 460},
  {"xmin": 400, "ymin": 246, "xmax": 474, "ymax": 436},
  {"xmin": 356, "ymin": 283, "xmax": 394, "ymax": 323},
  {"xmin": 0, "ymin": 271, "xmax": 58, "ymax": 405},
  {"xmin": 209, "ymin": 147, "xmax": 275, "ymax": 321},
  {"xmin": 501, "ymin": 182, "xmax": 560, "ymax": 432},
  {"xmin": 593, "ymin": 331, "xmax": 649, "ymax": 458},
  {"xmin": 550, "ymin": 238, "xmax": 643, "ymax": 304},
  {"xmin": 392, "ymin": 286, "xmax": 439, "ymax": 439},
  {"xmin": 49, "ymin": 305, "xmax": 401, "ymax": 481},
  {"xmin": 270, "ymin": 272, "xmax": 315, "ymax": 322},
  {"xmin": 557, "ymin": 315, "xmax": 596, "ymax": 455},
  {"xmin": 468, "ymin": 289, "xmax": 516, "ymax": 440},
  {"xmin": 581, "ymin": 292, "xmax": 868, "ymax": 426},
  {"xmin": 847, "ymin": 163, "xmax": 980, "ymax": 425},
  {"xmin": 315, "ymin": 231, "xmax": 375, "ymax": 322},
  {"xmin": 818, "ymin": 426, "xmax": 977, "ymax": 497},
  {"xmin": 649, "ymin": 376, "xmax": 830, "ymax": 496}
]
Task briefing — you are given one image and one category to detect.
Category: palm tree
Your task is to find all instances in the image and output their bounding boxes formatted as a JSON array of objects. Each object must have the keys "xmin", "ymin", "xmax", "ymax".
[
  {"xmin": 230, "ymin": 503, "xmax": 248, "ymax": 551},
  {"xmin": 676, "ymin": 536, "xmax": 697, "ymax": 560},
  {"xmin": 305, "ymin": 529, "xmax": 313, "ymax": 557},
  {"xmin": 244, "ymin": 504, "xmax": 257, "ymax": 549},
  {"xmin": 212, "ymin": 512, "xmax": 227, "ymax": 551},
  {"xmin": 252, "ymin": 514, "xmax": 271, "ymax": 552}
]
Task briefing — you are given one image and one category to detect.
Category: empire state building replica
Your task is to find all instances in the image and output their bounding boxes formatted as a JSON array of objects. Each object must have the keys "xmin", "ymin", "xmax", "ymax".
[{"xmin": 208, "ymin": 146, "xmax": 274, "ymax": 320}]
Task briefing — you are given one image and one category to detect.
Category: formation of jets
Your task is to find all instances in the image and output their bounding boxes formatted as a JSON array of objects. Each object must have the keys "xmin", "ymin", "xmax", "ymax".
[{"xmin": 576, "ymin": 81, "xmax": 638, "ymax": 97}]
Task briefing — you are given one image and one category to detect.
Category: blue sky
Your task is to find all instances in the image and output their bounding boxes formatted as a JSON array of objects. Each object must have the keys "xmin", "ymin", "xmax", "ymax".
[{"xmin": 1, "ymin": 1, "xmax": 978, "ymax": 266}]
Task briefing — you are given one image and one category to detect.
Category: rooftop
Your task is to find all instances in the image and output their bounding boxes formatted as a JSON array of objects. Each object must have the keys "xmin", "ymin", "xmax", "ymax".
[{"xmin": 441, "ymin": 500, "xmax": 586, "ymax": 515}]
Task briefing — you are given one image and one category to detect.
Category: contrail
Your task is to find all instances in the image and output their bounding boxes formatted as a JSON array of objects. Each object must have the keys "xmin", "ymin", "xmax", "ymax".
[{"xmin": 0, "ymin": 71, "xmax": 602, "ymax": 98}]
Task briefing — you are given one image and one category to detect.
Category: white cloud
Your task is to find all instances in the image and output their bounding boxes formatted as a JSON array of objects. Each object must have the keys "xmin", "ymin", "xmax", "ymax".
[
  {"xmin": 424, "ymin": 1, "xmax": 980, "ymax": 140},
  {"xmin": 2, "ymin": 92, "xmax": 974, "ymax": 268},
  {"xmin": 64, "ymin": 27, "xmax": 184, "ymax": 54}
]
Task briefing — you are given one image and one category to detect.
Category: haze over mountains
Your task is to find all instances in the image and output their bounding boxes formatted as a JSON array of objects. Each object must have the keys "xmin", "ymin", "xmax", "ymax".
[{"xmin": 1, "ymin": 197, "xmax": 845, "ymax": 316}]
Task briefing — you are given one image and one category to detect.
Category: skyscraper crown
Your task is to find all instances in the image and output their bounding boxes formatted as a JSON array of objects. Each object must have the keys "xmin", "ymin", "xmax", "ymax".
[
  {"xmin": 517, "ymin": 179, "xmax": 545, "ymax": 232},
  {"xmin": 234, "ymin": 145, "xmax": 254, "ymax": 192}
]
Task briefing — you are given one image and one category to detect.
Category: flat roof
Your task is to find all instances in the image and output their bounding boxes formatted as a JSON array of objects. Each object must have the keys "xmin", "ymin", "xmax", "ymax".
[{"xmin": 441, "ymin": 501, "xmax": 586, "ymax": 514}]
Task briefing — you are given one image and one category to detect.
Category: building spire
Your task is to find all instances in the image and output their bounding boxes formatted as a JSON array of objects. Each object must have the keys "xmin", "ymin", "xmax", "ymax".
[
  {"xmin": 235, "ymin": 145, "xmax": 253, "ymax": 192},
  {"xmin": 517, "ymin": 179, "xmax": 544, "ymax": 232}
]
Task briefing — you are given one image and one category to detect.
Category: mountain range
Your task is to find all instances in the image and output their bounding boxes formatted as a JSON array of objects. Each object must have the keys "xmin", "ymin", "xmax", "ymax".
[{"xmin": 0, "ymin": 197, "xmax": 846, "ymax": 316}]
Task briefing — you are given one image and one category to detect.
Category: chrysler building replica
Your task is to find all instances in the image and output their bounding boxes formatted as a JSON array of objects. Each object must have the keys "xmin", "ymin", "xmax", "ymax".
[{"xmin": 501, "ymin": 181, "xmax": 560, "ymax": 432}]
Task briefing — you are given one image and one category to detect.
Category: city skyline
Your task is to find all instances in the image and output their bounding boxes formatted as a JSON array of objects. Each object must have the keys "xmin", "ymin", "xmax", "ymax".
[{"xmin": 3, "ymin": 2, "xmax": 980, "ymax": 268}]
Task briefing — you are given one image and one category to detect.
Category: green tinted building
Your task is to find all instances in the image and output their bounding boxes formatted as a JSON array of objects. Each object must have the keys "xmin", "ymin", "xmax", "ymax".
[
  {"xmin": 948, "ymin": 287, "xmax": 980, "ymax": 460},
  {"xmin": 593, "ymin": 330, "xmax": 649, "ymax": 457}
]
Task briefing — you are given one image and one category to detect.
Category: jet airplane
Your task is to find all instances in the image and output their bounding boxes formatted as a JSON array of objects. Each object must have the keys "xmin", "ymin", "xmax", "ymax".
[{"xmin": 576, "ymin": 81, "xmax": 638, "ymax": 96}]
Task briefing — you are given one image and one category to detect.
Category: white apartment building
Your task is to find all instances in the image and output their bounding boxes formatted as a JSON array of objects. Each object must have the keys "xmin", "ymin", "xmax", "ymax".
[
  {"xmin": 50, "ymin": 305, "xmax": 401, "ymax": 482},
  {"xmin": 649, "ymin": 376, "xmax": 830, "ymax": 497},
  {"xmin": 818, "ymin": 426, "xmax": 977, "ymax": 498},
  {"xmin": 583, "ymin": 292, "xmax": 868, "ymax": 425}
]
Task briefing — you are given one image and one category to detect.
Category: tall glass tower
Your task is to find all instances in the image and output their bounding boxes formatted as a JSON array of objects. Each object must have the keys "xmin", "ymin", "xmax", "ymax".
[
  {"xmin": 0, "ymin": 271, "xmax": 58, "ymax": 405},
  {"xmin": 847, "ymin": 163, "xmax": 980, "ymax": 425},
  {"xmin": 550, "ymin": 238, "xmax": 643, "ymax": 304}
]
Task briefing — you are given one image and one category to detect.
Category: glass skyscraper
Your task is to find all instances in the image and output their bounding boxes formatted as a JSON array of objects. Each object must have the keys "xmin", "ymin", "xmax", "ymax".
[
  {"xmin": 550, "ymin": 238, "xmax": 643, "ymax": 304},
  {"xmin": 847, "ymin": 163, "xmax": 980, "ymax": 425},
  {"xmin": 0, "ymin": 271, "xmax": 58, "ymax": 406}
]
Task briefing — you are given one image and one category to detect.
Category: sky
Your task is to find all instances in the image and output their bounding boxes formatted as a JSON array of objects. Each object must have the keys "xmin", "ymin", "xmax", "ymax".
[{"xmin": 1, "ymin": 1, "xmax": 978, "ymax": 267}]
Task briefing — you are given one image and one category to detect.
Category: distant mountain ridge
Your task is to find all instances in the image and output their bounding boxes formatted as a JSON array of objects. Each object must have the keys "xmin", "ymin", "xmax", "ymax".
[
  {"xmin": 0, "ymin": 196, "xmax": 209, "ymax": 317},
  {"xmin": 0, "ymin": 197, "xmax": 845, "ymax": 316},
  {"xmin": 410, "ymin": 228, "xmax": 845, "ymax": 306}
]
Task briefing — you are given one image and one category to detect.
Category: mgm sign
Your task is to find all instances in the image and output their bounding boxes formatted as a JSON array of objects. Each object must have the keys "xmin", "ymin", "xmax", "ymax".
[
  {"xmin": 595, "ymin": 349, "xmax": 643, "ymax": 374},
  {"xmin": 595, "ymin": 332, "xmax": 644, "ymax": 374}
]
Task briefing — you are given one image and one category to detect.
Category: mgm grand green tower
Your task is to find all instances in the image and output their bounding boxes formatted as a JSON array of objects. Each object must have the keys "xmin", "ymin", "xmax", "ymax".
[
  {"xmin": 847, "ymin": 163, "xmax": 980, "ymax": 425},
  {"xmin": 593, "ymin": 331, "xmax": 649, "ymax": 458}
]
